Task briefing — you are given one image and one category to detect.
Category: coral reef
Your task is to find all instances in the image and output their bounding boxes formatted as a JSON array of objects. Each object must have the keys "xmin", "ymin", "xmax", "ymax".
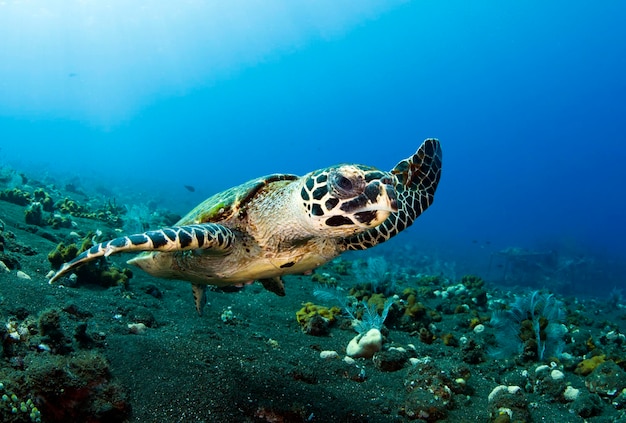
[
  {"xmin": 32, "ymin": 189, "xmax": 54, "ymax": 212},
  {"xmin": 1, "ymin": 306, "xmax": 130, "ymax": 423},
  {"xmin": 3, "ymin": 164, "xmax": 626, "ymax": 422},
  {"xmin": 47, "ymin": 242, "xmax": 81, "ymax": 270},
  {"xmin": 47, "ymin": 237, "xmax": 133, "ymax": 288},
  {"xmin": 54, "ymin": 198, "xmax": 126, "ymax": 228},
  {"xmin": 23, "ymin": 202, "xmax": 44, "ymax": 226},
  {"xmin": 0, "ymin": 382, "xmax": 41, "ymax": 422},
  {"xmin": 20, "ymin": 352, "xmax": 131, "ymax": 423},
  {"xmin": 0, "ymin": 189, "xmax": 31, "ymax": 206}
]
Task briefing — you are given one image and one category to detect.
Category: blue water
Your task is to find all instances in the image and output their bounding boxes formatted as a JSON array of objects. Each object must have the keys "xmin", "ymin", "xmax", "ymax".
[{"xmin": 1, "ymin": 1, "xmax": 625, "ymax": 293}]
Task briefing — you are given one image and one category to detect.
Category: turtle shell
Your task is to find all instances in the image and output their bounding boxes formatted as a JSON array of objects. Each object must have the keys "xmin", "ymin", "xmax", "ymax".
[{"xmin": 177, "ymin": 174, "xmax": 299, "ymax": 225}]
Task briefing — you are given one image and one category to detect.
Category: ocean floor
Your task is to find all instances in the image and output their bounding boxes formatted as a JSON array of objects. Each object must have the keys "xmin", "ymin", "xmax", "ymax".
[{"xmin": 1, "ymin": 174, "xmax": 626, "ymax": 423}]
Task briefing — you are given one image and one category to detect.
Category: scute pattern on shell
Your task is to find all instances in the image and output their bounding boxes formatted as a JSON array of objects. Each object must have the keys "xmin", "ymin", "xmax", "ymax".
[{"xmin": 179, "ymin": 174, "xmax": 299, "ymax": 225}]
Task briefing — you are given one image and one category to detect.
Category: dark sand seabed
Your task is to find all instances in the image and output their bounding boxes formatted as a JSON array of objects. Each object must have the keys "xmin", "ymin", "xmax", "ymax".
[{"xmin": 1, "ymin": 179, "xmax": 626, "ymax": 423}]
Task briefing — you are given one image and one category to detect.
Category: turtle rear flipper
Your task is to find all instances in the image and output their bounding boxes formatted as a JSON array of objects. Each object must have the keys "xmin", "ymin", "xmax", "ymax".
[
  {"xmin": 259, "ymin": 276, "xmax": 286, "ymax": 296},
  {"xmin": 48, "ymin": 224, "xmax": 235, "ymax": 284}
]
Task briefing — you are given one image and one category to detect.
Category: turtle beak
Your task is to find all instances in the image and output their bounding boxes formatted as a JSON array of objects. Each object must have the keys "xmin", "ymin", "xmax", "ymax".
[
  {"xmin": 340, "ymin": 180, "xmax": 398, "ymax": 214},
  {"xmin": 349, "ymin": 182, "xmax": 395, "ymax": 227},
  {"xmin": 377, "ymin": 183, "xmax": 398, "ymax": 213}
]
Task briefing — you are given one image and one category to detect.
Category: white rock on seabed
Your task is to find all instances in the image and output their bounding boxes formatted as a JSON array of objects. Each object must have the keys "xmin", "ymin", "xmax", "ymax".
[
  {"xmin": 343, "ymin": 356, "xmax": 356, "ymax": 365},
  {"xmin": 127, "ymin": 323, "xmax": 147, "ymax": 335},
  {"xmin": 0, "ymin": 261, "xmax": 9, "ymax": 273},
  {"xmin": 488, "ymin": 385, "xmax": 521, "ymax": 403},
  {"xmin": 550, "ymin": 369, "xmax": 565, "ymax": 381},
  {"xmin": 473, "ymin": 324, "xmax": 485, "ymax": 334},
  {"xmin": 16, "ymin": 270, "xmax": 31, "ymax": 280},
  {"xmin": 319, "ymin": 350, "xmax": 339, "ymax": 360},
  {"xmin": 563, "ymin": 386, "xmax": 580, "ymax": 401},
  {"xmin": 535, "ymin": 364, "xmax": 551, "ymax": 378},
  {"xmin": 346, "ymin": 328, "xmax": 383, "ymax": 359}
]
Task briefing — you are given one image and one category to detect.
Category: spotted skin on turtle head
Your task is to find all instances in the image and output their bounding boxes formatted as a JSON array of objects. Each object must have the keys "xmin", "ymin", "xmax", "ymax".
[{"xmin": 298, "ymin": 164, "xmax": 398, "ymax": 234}]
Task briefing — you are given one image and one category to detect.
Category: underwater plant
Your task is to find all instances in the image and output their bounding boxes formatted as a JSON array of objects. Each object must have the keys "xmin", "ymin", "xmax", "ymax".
[
  {"xmin": 608, "ymin": 287, "xmax": 623, "ymax": 309},
  {"xmin": 313, "ymin": 285, "xmax": 393, "ymax": 334},
  {"xmin": 350, "ymin": 298, "xmax": 393, "ymax": 334},
  {"xmin": 351, "ymin": 256, "xmax": 398, "ymax": 296},
  {"xmin": 489, "ymin": 291, "xmax": 567, "ymax": 361},
  {"xmin": 123, "ymin": 204, "xmax": 153, "ymax": 233}
]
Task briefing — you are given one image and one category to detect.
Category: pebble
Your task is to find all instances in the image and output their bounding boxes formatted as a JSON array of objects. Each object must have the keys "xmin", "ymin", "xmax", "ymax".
[
  {"xmin": 343, "ymin": 356, "xmax": 355, "ymax": 365},
  {"xmin": 473, "ymin": 324, "xmax": 485, "ymax": 334},
  {"xmin": 564, "ymin": 386, "xmax": 580, "ymax": 401},
  {"xmin": 535, "ymin": 364, "xmax": 550, "ymax": 377},
  {"xmin": 127, "ymin": 323, "xmax": 147, "ymax": 335},
  {"xmin": 488, "ymin": 385, "xmax": 521, "ymax": 402},
  {"xmin": 319, "ymin": 350, "xmax": 339, "ymax": 360},
  {"xmin": 16, "ymin": 270, "xmax": 31, "ymax": 280},
  {"xmin": 0, "ymin": 261, "xmax": 9, "ymax": 273}
]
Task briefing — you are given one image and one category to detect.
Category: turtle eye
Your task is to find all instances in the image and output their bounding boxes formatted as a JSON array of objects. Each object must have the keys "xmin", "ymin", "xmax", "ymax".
[
  {"xmin": 336, "ymin": 175, "xmax": 353, "ymax": 191},
  {"xmin": 330, "ymin": 168, "xmax": 364, "ymax": 198}
]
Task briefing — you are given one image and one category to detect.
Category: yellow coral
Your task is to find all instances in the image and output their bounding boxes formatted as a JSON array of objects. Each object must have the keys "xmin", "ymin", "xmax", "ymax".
[
  {"xmin": 310, "ymin": 272, "xmax": 337, "ymax": 286},
  {"xmin": 575, "ymin": 355, "xmax": 605, "ymax": 376},
  {"xmin": 442, "ymin": 333, "xmax": 458, "ymax": 347},
  {"xmin": 469, "ymin": 317, "xmax": 481, "ymax": 329},
  {"xmin": 367, "ymin": 293, "xmax": 388, "ymax": 314},
  {"xmin": 295, "ymin": 302, "xmax": 341, "ymax": 328},
  {"xmin": 404, "ymin": 298, "xmax": 426, "ymax": 319},
  {"xmin": 403, "ymin": 287, "xmax": 417, "ymax": 298}
]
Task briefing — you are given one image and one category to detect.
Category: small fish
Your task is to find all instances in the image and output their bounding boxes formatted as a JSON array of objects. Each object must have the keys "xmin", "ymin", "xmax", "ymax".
[{"xmin": 184, "ymin": 185, "xmax": 195, "ymax": 192}]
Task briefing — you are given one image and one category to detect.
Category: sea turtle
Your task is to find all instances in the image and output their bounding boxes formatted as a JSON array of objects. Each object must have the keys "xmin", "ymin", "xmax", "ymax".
[{"xmin": 49, "ymin": 139, "xmax": 442, "ymax": 315}]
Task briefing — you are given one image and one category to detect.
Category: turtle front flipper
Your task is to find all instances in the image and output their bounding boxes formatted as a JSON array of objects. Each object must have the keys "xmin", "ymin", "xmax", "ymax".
[
  {"xmin": 343, "ymin": 138, "xmax": 442, "ymax": 250},
  {"xmin": 49, "ymin": 224, "xmax": 235, "ymax": 284}
]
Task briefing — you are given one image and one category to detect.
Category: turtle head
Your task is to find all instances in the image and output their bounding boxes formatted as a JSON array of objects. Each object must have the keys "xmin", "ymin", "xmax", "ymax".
[{"xmin": 299, "ymin": 165, "xmax": 398, "ymax": 236}]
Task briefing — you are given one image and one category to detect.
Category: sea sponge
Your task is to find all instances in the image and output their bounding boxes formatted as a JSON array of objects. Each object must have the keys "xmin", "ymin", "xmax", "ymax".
[
  {"xmin": 442, "ymin": 333, "xmax": 459, "ymax": 347},
  {"xmin": 295, "ymin": 302, "xmax": 341, "ymax": 331},
  {"xmin": 0, "ymin": 188, "xmax": 31, "ymax": 206},
  {"xmin": 47, "ymin": 242, "xmax": 79, "ymax": 270},
  {"xmin": 419, "ymin": 326, "xmax": 436, "ymax": 344},
  {"xmin": 575, "ymin": 355, "xmax": 605, "ymax": 376},
  {"xmin": 346, "ymin": 328, "xmax": 383, "ymax": 358},
  {"xmin": 98, "ymin": 266, "xmax": 133, "ymax": 288},
  {"xmin": 414, "ymin": 274, "xmax": 443, "ymax": 286},
  {"xmin": 403, "ymin": 290, "xmax": 427, "ymax": 319},
  {"xmin": 55, "ymin": 197, "xmax": 88, "ymax": 215},
  {"xmin": 310, "ymin": 272, "xmax": 337, "ymax": 286},
  {"xmin": 461, "ymin": 274, "xmax": 484, "ymax": 289},
  {"xmin": 24, "ymin": 202, "xmax": 44, "ymax": 226},
  {"xmin": 33, "ymin": 188, "xmax": 54, "ymax": 212},
  {"xmin": 367, "ymin": 293, "xmax": 389, "ymax": 314}
]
